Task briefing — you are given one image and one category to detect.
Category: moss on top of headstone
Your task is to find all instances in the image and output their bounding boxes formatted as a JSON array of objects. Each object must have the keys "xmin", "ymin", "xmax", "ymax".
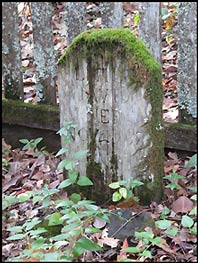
[{"xmin": 58, "ymin": 29, "xmax": 161, "ymax": 77}]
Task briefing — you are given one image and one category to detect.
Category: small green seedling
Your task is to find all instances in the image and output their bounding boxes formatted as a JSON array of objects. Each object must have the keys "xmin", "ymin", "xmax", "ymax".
[
  {"xmin": 109, "ymin": 179, "xmax": 144, "ymax": 202},
  {"xmin": 163, "ymin": 169, "xmax": 184, "ymax": 190}
]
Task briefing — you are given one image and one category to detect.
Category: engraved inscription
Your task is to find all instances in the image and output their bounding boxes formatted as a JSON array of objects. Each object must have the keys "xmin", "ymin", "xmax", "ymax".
[
  {"xmin": 101, "ymin": 109, "xmax": 109, "ymax": 123},
  {"xmin": 78, "ymin": 128, "xmax": 87, "ymax": 141},
  {"xmin": 99, "ymin": 129, "xmax": 109, "ymax": 143}
]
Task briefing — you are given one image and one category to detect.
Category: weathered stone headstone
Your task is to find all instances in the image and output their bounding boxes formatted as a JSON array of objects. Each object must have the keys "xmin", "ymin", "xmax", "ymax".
[{"xmin": 58, "ymin": 29, "xmax": 164, "ymax": 205}]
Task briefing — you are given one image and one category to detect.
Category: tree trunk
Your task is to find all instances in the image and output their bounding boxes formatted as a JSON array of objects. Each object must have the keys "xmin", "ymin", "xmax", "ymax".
[
  {"xmin": 64, "ymin": 2, "xmax": 87, "ymax": 46},
  {"xmin": 31, "ymin": 2, "xmax": 57, "ymax": 105},
  {"xmin": 177, "ymin": 2, "xmax": 197, "ymax": 123},
  {"xmin": 99, "ymin": 2, "xmax": 123, "ymax": 28},
  {"xmin": 139, "ymin": 2, "xmax": 161, "ymax": 64},
  {"xmin": 2, "ymin": 2, "xmax": 23, "ymax": 100}
]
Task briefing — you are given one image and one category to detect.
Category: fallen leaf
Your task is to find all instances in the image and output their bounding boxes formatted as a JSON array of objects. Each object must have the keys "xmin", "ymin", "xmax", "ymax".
[
  {"xmin": 31, "ymin": 170, "xmax": 44, "ymax": 180},
  {"xmin": 98, "ymin": 228, "xmax": 119, "ymax": 248},
  {"xmin": 168, "ymin": 152, "xmax": 178, "ymax": 161},
  {"xmin": 93, "ymin": 216, "xmax": 107, "ymax": 229},
  {"xmin": 117, "ymin": 238, "xmax": 128, "ymax": 261},
  {"xmin": 30, "ymin": 154, "xmax": 45, "ymax": 177},
  {"xmin": 172, "ymin": 196, "xmax": 194, "ymax": 213},
  {"xmin": 3, "ymin": 173, "xmax": 28, "ymax": 192},
  {"xmin": 49, "ymin": 180, "xmax": 60, "ymax": 189}
]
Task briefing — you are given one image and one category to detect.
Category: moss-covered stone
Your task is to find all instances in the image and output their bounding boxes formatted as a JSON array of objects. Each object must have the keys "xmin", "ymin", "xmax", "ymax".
[
  {"xmin": 58, "ymin": 29, "xmax": 164, "ymax": 205},
  {"xmin": 2, "ymin": 98, "xmax": 60, "ymax": 131}
]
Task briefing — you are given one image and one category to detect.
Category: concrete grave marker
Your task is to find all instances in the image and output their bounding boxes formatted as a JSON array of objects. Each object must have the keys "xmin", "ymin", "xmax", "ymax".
[{"xmin": 58, "ymin": 29, "xmax": 164, "ymax": 205}]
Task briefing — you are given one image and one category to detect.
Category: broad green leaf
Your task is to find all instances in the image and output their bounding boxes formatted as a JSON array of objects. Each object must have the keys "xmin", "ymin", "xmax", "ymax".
[
  {"xmin": 140, "ymin": 250, "xmax": 152, "ymax": 259},
  {"xmin": 165, "ymin": 183, "xmax": 180, "ymax": 190},
  {"xmin": 31, "ymin": 238, "xmax": 46, "ymax": 249},
  {"xmin": 190, "ymin": 222, "xmax": 197, "ymax": 234},
  {"xmin": 55, "ymin": 200, "xmax": 73, "ymax": 208},
  {"xmin": 190, "ymin": 194, "xmax": 197, "ymax": 201},
  {"xmin": 57, "ymin": 159, "xmax": 69, "ymax": 170},
  {"xmin": 96, "ymin": 213, "xmax": 110, "ymax": 223},
  {"xmin": 61, "ymin": 223, "xmax": 81, "ymax": 233},
  {"xmin": 18, "ymin": 193, "xmax": 32, "ymax": 202},
  {"xmin": 189, "ymin": 206, "xmax": 197, "ymax": 216},
  {"xmin": 155, "ymin": 219, "xmax": 172, "ymax": 230},
  {"xmin": 58, "ymin": 178, "xmax": 73, "ymax": 189},
  {"xmin": 23, "ymin": 218, "xmax": 41, "ymax": 230},
  {"xmin": 55, "ymin": 148, "xmax": 68, "ymax": 157},
  {"xmin": 85, "ymin": 227, "xmax": 101, "ymax": 234},
  {"xmin": 50, "ymin": 234, "xmax": 70, "ymax": 241},
  {"xmin": 109, "ymin": 182, "xmax": 120, "ymax": 189},
  {"xmin": 135, "ymin": 231, "xmax": 154, "ymax": 240},
  {"xmin": 119, "ymin": 187, "xmax": 127, "ymax": 199},
  {"xmin": 150, "ymin": 236, "xmax": 162, "ymax": 244},
  {"xmin": 39, "ymin": 196, "xmax": 51, "ymax": 208},
  {"xmin": 33, "ymin": 195, "xmax": 43, "ymax": 204},
  {"xmin": 7, "ymin": 226, "xmax": 23, "ymax": 233},
  {"xmin": 70, "ymin": 193, "xmax": 81, "ymax": 203},
  {"xmin": 22, "ymin": 144, "xmax": 30, "ymax": 150},
  {"xmin": 34, "ymin": 137, "xmax": 43, "ymax": 145},
  {"xmin": 72, "ymin": 150, "xmax": 89, "ymax": 159},
  {"xmin": 7, "ymin": 233, "xmax": 27, "ymax": 240},
  {"xmin": 19, "ymin": 139, "xmax": 29, "ymax": 144},
  {"xmin": 181, "ymin": 215, "xmax": 194, "ymax": 228},
  {"xmin": 130, "ymin": 180, "xmax": 144, "ymax": 188},
  {"xmin": 48, "ymin": 212, "xmax": 64, "ymax": 226},
  {"xmin": 77, "ymin": 176, "xmax": 93, "ymax": 186},
  {"xmin": 163, "ymin": 174, "xmax": 184, "ymax": 180},
  {"xmin": 123, "ymin": 247, "xmax": 140, "ymax": 253},
  {"xmin": 43, "ymin": 252, "xmax": 60, "ymax": 261},
  {"xmin": 112, "ymin": 191, "xmax": 122, "ymax": 202},
  {"xmin": 77, "ymin": 237, "xmax": 103, "ymax": 251},
  {"xmin": 29, "ymin": 228, "xmax": 48, "ymax": 236},
  {"xmin": 75, "ymin": 200, "xmax": 94, "ymax": 206},
  {"xmin": 68, "ymin": 171, "xmax": 78, "ymax": 183},
  {"xmin": 56, "ymin": 127, "xmax": 68, "ymax": 136},
  {"xmin": 165, "ymin": 226, "xmax": 178, "ymax": 236},
  {"xmin": 53, "ymin": 240, "xmax": 69, "ymax": 249},
  {"xmin": 65, "ymin": 160, "xmax": 75, "ymax": 170},
  {"xmin": 187, "ymin": 186, "xmax": 197, "ymax": 192},
  {"xmin": 72, "ymin": 243, "xmax": 86, "ymax": 257},
  {"xmin": 185, "ymin": 154, "xmax": 197, "ymax": 169}
]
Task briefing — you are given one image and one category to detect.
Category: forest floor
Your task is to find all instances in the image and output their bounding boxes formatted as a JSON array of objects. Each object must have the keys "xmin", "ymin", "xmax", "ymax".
[{"xmin": 2, "ymin": 2, "xmax": 197, "ymax": 262}]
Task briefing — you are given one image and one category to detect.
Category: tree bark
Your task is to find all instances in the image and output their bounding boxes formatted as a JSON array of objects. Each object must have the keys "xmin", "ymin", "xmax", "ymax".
[
  {"xmin": 2, "ymin": 2, "xmax": 23, "ymax": 100},
  {"xmin": 139, "ymin": 2, "xmax": 161, "ymax": 64},
  {"xmin": 31, "ymin": 2, "xmax": 57, "ymax": 105},
  {"xmin": 64, "ymin": 2, "xmax": 87, "ymax": 46},
  {"xmin": 99, "ymin": 2, "xmax": 123, "ymax": 28},
  {"xmin": 177, "ymin": 2, "xmax": 197, "ymax": 123}
]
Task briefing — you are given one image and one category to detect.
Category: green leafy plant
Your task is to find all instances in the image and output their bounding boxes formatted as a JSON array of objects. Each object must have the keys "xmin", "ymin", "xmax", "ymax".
[
  {"xmin": 123, "ymin": 230, "xmax": 162, "ymax": 260},
  {"xmin": 163, "ymin": 168, "xmax": 185, "ymax": 190},
  {"xmin": 109, "ymin": 179, "xmax": 144, "ymax": 202},
  {"xmin": 4, "ymin": 121, "xmax": 109, "ymax": 261},
  {"xmin": 185, "ymin": 154, "xmax": 197, "ymax": 170},
  {"xmin": 19, "ymin": 137, "xmax": 47, "ymax": 156},
  {"xmin": 56, "ymin": 121, "xmax": 93, "ymax": 187}
]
